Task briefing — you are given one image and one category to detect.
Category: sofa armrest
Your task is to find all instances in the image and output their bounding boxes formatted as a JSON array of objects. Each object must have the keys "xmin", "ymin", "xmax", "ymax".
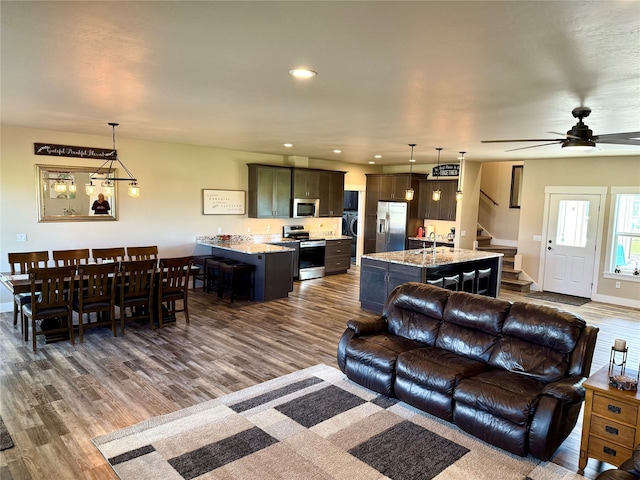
[
  {"xmin": 541, "ymin": 376, "xmax": 585, "ymax": 404},
  {"xmin": 346, "ymin": 316, "xmax": 387, "ymax": 336}
]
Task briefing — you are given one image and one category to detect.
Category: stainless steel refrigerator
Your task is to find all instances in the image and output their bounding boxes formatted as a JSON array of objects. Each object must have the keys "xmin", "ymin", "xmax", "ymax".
[{"xmin": 376, "ymin": 201, "xmax": 408, "ymax": 252}]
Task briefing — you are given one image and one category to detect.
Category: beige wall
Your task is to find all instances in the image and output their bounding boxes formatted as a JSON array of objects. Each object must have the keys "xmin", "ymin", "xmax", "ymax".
[
  {"xmin": 479, "ymin": 161, "xmax": 522, "ymax": 244},
  {"xmin": 0, "ymin": 125, "xmax": 371, "ymax": 309},
  {"xmin": 518, "ymin": 156, "xmax": 640, "ymax": 306}
]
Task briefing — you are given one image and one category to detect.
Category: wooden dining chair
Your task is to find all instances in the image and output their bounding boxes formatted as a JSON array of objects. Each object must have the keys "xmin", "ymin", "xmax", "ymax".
[
  {"xmin": 157, "ymin": 256, "xmax": 193, "ymax": 328},
  {"xmin": 126, "ymin": 246, "xmax": 158, "ymax": 261},
  {"xmin": 21, "ymin": 265, "xmax": 77, "ymax": 352},
  {"xmin": 118, "ymin": 259, "xmax": 156, "ymax": 334},
  {"xmin": 92, "ymin": 247, "xmax": 126, "ymax": 264},
  {"xmin": 52, "ymin": 249, "xmax": 90, "ymax": 267},
  {"xmin": 8, "ymin": 251, "xmax": 49, "ymax": 337},
  {"xmin": 74, "ymin": 263, "xmax": 119, "ymax": 343}
]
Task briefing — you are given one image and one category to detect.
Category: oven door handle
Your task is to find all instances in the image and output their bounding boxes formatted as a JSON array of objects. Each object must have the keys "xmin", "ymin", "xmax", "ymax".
[{"xmin": 300, "ymin": 240, "xmax": 326, "ymax": 248}]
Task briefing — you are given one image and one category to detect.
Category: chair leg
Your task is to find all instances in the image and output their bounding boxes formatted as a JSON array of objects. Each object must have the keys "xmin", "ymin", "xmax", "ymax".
[
  {"xmin": 32, "ymin": 318, "xmax": 37, "ymax": 352},
  {"xmin": 68, "ymin": 313, "xmax": 75, "ymax": 345},
  {"xmin": 183, "ymin": 295, "xmax": 190, "ymax": 324},
  {"xmin": 13, "ymin": 302, "xmax": 19, "ymax": 326}
]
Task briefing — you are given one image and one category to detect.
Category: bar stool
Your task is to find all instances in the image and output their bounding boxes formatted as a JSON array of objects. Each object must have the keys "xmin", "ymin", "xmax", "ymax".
[
  {"xmin": 204, "ymin": 256, "xmax": 233, "ymax": 294},
  {"xmin": 442, "ymin": 274, "xmax": 460, "ymax": 291},
  {"xmin": 218, "ymin": 262, "xmax": 255, "ymax": 302},
  {"xmin": 192, "ymin": 255, "xmax": 217, "ymax": 290},
  {"xmin": 461, "ymin": 271, "xmax": 476, "ymax": 293},
  {"xmin": 476, "ymin": 268, "xmax": 492, "ymax": 296}
]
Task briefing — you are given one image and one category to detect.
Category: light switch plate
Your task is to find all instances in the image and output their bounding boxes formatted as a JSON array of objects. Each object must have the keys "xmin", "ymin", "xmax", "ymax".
[{"xmin": 17, "ymin": 233, "xmax": 27, "ymax": 242}]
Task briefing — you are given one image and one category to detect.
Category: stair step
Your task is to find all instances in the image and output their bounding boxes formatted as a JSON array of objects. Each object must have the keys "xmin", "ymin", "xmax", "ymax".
[
  {"xmin": 502, "ymin": 266, "xmax": 521, "ymax": 275},
  {"xmin": 477, "ymin": 245, "xmax": 517, "ymax": 255},
  {"xmin": 501, "ymin": 277, "xmax": 532, "ymax": 293},
  {"xmin": 476, "ymin": 235, "xmax": 492, "ymax": 243}
]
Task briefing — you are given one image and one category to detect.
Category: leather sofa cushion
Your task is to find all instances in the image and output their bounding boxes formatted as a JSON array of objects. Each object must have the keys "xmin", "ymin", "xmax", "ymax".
[
  {"xmin": 384, "ymin": 283, "xmax": 450, "ymax": 345},
  {"xmin": 443, "ymin": 292, "xmax": 511, "ymax": 335},
  {"xmin": 345, "ymin": 334, "xmax": 425, "ymax": 373},
  {"xmin": 454, "ymin": 370, "xmax": 544, "ymax": 425},
  {"xmin": 396, "ymin": 347, "xmax": 489, "ymax": 394},
  {"xmin": 503, "ymin": 302, "xmax": 586, "ymax": 353}
]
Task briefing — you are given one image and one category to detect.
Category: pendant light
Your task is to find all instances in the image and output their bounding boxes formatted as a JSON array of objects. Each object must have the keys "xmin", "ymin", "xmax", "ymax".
[
  {"xmin": 86, "ymin": 123, "xmax": 141, "ymax": 197},
  {"xmin": 432, "ymin": 148, "xmax": 443, "ymax": 201},
  {"xmin": 456, "ymin": 151, "xmax": 465, "ymax": 201},
  {"xmin": 405, "ymin": 143, "xmax": 416, "ymax": 201}
]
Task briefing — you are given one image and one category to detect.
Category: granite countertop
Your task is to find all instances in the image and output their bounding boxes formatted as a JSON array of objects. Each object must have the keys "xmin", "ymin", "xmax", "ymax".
[
  {"xmin": 196, "ymin": 237, "xmax": 294, "ymax": 255},
  {"xmin": 310, "ymin": 234, "xmax": 352, "ymax": 241},
  {"xmin": 362, "ymin": 248, "xmax": 503, "ymax": 268},
  {"xmin": 408, "ymin": 236, "xmax": 454, "ymax": 245}
]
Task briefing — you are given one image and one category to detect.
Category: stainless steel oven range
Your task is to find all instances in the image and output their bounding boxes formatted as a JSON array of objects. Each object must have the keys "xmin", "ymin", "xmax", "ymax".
[{"xmin": 283, "ymin": 225, "xmax": 325, "ymax": 280}]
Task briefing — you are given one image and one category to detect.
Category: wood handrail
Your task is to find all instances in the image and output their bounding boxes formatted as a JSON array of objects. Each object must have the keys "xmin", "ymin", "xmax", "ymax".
[{"xmin": 480, "ymin": 189, "xmax": 499, "ymax": 206}]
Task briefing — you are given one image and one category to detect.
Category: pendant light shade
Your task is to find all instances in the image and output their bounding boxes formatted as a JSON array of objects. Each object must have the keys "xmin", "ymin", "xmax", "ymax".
[
  {"xmin": 85, "ymin": 182, "xmax": 96, "ymax": 195},
  {"xmin": 432, "ymin": 148, "xmax": 442, "ymax": 201},
  {"xmin": 456, "ymin": 151, "xmax": 465, "ymax": 201},
  {"xmin": 405, "ymin": 143, "xmax": 416, "ymax": 201}
]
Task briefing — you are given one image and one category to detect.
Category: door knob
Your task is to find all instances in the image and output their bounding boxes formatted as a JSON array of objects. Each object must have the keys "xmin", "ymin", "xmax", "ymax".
[{"xmin": 548, "ymin": 246, "xmax": 552, "ymax": 250}]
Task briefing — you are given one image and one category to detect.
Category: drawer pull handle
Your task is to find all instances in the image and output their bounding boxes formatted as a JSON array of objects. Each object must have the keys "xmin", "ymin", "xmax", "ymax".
[
  {"xmin": 603, "ymin": 446, "xmax": 617, "ymax": 457},
  {"xmin": 605, "ymin": 426, "xmax": 619, "ymax": 435},
  {"xmin": 607, "ymin": 405, "xmax": 622, "ymax": 414}
]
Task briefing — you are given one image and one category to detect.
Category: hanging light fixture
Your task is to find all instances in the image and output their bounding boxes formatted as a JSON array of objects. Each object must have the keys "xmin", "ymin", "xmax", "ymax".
[
  {"xmin": 456, "ymin": 151, "xmax": 465, "ymax": 201},
  {"xmin": 405, "ymin": 143, "xmax": 417, "ymax": 201},
  {"xmin": 86, "ymin": 122, "xmax": 141, "ymax": 197},
  {"xmin": 432, "ymin": 148, "xmax": 443, "ymax": 201},
  {"xmin": 53, "ymin": 174, "xmax": 68, "ymax": 194}
]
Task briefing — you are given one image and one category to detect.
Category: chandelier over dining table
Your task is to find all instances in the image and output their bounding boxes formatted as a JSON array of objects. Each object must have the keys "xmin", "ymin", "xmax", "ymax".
[{"xmin": 85, "ymin": 123, "xmax": 141, "ymax": 198}]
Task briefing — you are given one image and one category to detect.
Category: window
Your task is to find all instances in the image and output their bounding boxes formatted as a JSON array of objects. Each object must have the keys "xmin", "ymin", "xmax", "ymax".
[{"xmin": 609, "ymin": 193, "xmax": 640, "ymax": 276}]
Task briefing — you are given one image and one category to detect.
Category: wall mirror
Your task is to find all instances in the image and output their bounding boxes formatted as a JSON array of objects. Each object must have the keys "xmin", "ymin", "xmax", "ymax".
[
  {"xmin": 36, "ymin": 164, "xmax": 118, "ymax": 221},
  {"xmin": 509, "ymin": 165, "xmax": 523, "ymax": 209}
]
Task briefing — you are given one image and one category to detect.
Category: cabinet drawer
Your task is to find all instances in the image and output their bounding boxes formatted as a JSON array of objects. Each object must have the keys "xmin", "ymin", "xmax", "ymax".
[
  {"xmin": 587, "ymin": 435, "xmax": 634, "ymax": 466},
  {"xmin": 593, "ymin": 395, "xmax": 639, "ymax": 425},
  {"xmin": 590, "ymin": 415, "xmax": 636, "ymax": 447}
]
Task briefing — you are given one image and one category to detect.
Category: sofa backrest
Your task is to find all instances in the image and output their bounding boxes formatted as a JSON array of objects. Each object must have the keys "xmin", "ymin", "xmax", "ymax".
[
  {"xmin": 489, "ymin": 302, "xmax": 587, "ymax": 382},
  {"xmin": 436, "ymin": 292, "xmax": 512, "ymax": 362},
  {"xmin": 383, "ymin": 282, "xmax": 450, "ymax": 345}
]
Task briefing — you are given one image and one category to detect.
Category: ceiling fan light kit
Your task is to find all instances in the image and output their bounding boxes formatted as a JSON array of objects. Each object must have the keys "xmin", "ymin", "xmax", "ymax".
[{"xmin": 481, "ymin": 107, "xmax": 640, "ymax": 153}]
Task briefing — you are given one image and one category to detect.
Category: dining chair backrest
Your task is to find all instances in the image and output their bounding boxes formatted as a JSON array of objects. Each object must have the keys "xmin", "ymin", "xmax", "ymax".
[
  {"xmin": 159, "ymin": 256, "xmax": 193, "ymax": 292},
  {"xmin": 52, "ymin": 249, "xmax": 90, "ymax": 267},
  {"xmin": 92, "ymin": 247, "xmax": 126, "ymax": 264},
  {"xmin": 127, "ymin": 246, "xmax": 158, "ymax": 261},
  {"xmin": 28, "ymin": 265, "xmax": 77, "ymax": 312},
  {"xmin": 8, "ymin": 251, "xmax": 49, "ymax": 273},
  {"xmin": 77, "ymin": 263, "xmax": 119, "ymax": 305},
  {"xmin": 119, "ymin": 259, "xmax": 157, "ymax": 298}
]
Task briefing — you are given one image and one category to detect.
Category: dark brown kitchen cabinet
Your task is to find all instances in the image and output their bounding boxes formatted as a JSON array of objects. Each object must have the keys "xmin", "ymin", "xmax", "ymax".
[
  {"xmin": 248, "ymin": 164, "xmax": 292, "ymax": 218},
  {"xmin": 318, "ymin": 171, "xmax": 345, "ymax": 217},
  {"xmin": 293, "ymin": 168, "xmax": 320, "ymax": 198},
  {"xmin": 325, "ymin": 238, "xmax": 351, "ymax": 275},
  {"xmin": 418, "ymin": 179, "xmax": 457, "ymax": 220}
]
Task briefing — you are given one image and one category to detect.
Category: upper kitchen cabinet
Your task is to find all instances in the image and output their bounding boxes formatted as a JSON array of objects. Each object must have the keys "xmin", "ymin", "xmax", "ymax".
[
  {"xmin": 293, "ymin": 168, "xmax": 320, "ymax": 198},
  {"xmin": 418, "ymin": 179, "xmax": 457, "ymax": 220},
  {"xmin": 248, "ymin": 164, "xmax": 292, "ymax": 218},
  {"xmin": 318, "ymin": 170, "xmax": 345, "ymax": 217}
]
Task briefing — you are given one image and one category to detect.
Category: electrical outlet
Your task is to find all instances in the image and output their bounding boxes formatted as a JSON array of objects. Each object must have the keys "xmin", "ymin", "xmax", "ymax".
[
  {"xmin": 217, "ymin": 227, "xmax": 222, "ymax": 234},
  {"xmin": 615, "ymin": 281, "xmax": 621, "ymax": 289},
  {"xmin": 16, "ymin": 233, "xmax": 27, "ymax": 242},
  {"xmin": 460, "ymin": 230, "xmax": 466, "ymax": 237},
  {"xmin": 247, "ymin": 227, "xmax": 251, "ymax": 233}
]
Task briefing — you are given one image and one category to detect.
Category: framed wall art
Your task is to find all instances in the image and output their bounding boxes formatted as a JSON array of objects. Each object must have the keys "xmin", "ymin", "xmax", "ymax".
[{"xmin": 202, "ymin": 189, "xmax": 245, "ymax": 215}]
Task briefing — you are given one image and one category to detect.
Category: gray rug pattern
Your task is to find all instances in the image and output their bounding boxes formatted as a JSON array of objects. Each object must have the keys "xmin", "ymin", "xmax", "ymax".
[
  {"xmin": 525, "ymin": 291, "xmax": 590, "ymax": 306},
  {"xmin": 93, "ymin": 364, "xmax": 584, "ymax": 480},
  {"xmin": 0, "ymin": 415, "xmax": 14, "ymax": 451}
]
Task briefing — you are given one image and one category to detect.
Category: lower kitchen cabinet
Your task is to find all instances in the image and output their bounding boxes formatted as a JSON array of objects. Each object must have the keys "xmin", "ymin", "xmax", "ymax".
[
  {"xmin": 359, "ymin": 257, "xmax": 424, "ymax": 312},
  {"xmin": 325, "ymin": 238, "xmax": 351, "ymax": 275}
]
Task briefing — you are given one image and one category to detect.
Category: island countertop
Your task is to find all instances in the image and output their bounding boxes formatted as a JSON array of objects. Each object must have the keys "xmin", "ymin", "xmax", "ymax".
[
  {"xmin": 196, "ymin": 237, "xmax": 294, "ymax": 255},
  {"xmin": 362, "ymin": 248, "xmax": 503, "ymax": 268}
]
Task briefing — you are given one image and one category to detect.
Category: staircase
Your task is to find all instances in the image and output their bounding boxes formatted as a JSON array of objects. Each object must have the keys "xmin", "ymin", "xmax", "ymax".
[{"xmin": 475, "ymin": 228, "xmax": 532, "ymax": 293}]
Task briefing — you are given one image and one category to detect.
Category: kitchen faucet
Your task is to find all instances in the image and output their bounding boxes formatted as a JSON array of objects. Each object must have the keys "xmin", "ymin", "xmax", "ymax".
[{"xmin": 427, "ymin": 231, "xmax": 436, "ymax": 254}]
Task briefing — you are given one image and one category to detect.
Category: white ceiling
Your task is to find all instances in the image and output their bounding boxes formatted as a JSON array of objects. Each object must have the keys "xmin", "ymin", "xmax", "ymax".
[{"xmin": 2, "ymin": 1, "xmax": 639, "ymax": 165}]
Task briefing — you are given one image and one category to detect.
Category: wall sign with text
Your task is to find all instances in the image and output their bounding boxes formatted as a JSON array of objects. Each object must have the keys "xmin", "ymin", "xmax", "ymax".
[
  {"xmin": 202, "ymin": 189, "xmax": 246, "ymax": 215},
  {"xmin": 34, "ymin": 143, "xmax": 117, "ymax": 160},
  {"xmin": 432, "ymin": 164, "xmax": 460, "ymax": 177}
]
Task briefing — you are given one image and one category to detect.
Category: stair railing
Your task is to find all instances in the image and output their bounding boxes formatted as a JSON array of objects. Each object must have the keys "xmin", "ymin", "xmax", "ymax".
[{"xmin": 480, "ymin": 189, "xmax": 499, "ymax": 206}]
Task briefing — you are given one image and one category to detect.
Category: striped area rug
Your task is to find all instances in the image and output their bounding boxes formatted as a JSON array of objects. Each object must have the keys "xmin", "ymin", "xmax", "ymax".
[{"xmin": 93, "ymin": 364, "xmax": 583, "ymax": 480}]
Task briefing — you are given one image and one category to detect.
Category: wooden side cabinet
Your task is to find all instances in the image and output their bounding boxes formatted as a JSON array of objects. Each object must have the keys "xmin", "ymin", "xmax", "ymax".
[
  {"xmin": 248, "ymin": 164, "xmax": 292, "ymax": 218},
  {"xmin": 325, "ymin": 238, "xmax": 351, "ymax": 275},
  {"xmin": 578, "ymin": 366, "xmax": 640, "ymax": 474}
]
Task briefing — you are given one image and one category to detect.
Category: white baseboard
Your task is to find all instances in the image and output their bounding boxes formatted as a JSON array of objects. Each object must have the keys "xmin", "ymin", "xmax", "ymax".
[{"xmin": 591, "ymin": 293, "xmax": 640, "ymax": 309}]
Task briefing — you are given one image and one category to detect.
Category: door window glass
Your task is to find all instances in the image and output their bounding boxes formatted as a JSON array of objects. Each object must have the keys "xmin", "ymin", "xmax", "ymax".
[
  {"xmin": 555, "ymin": 200, "xmax": 589, "ymax": 247},
  {"xmin": 611, "ymin": 193, "xmax": 640, "ymax": 275}
]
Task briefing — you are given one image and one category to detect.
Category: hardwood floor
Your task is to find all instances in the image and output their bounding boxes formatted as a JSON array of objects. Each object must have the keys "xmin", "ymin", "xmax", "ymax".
[{"xmin": 1, "ymin": 267, "xmax": 638, "ymax": 479}]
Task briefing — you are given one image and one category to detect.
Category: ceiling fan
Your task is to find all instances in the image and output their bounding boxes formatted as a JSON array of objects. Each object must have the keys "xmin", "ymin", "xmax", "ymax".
[{"xmin": 482, "ymin": 107, "xmax": 640, "ymax": 152}]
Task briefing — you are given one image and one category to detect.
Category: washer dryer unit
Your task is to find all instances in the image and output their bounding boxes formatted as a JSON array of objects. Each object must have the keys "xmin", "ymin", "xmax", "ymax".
[{"xmin": 342, "ymin": 211, "xmax": 358, "ymax": 258}]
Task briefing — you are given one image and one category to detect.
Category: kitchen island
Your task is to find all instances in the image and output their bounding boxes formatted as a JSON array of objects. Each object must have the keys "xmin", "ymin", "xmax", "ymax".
[
  {"xmin": 196, "ymin": 236, "xmax": 295, "ymax": 301},
  {"xmin": 360, "ymin": 248, "xmax": 503, "ymax": 313}
]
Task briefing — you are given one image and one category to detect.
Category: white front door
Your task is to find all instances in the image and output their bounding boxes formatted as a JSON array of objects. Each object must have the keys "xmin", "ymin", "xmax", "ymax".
[{"xmin": 543, "ymin": 194, "xmax": 601, "ymax": 297}]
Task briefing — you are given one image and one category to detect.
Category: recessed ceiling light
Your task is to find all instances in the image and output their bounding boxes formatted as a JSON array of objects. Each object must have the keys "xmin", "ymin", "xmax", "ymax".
[
  {"xmin": 283, "ymin": 143, "xmax": 293, "ymax": 148},
  {"xmin": 369, "ymin": 161, "xmax": 376, "ymax": 164},
  {"xmin": 333, "ymin": 149, "xmax": 342, "ymax": 154},
  {"xmin": 289, "ymin": 69, "xmax": 317, "ymax": 79},
  {"xmin": 374, "ymin": 155, "xmax": 382, "ymax": 159}
]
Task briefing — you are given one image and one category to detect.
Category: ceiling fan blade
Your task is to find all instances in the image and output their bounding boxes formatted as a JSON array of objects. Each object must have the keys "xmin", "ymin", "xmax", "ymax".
[
  {"xmin": 548, "ymin": 131, "xmax": 582, "ymax": 140},
  {"xmin": 596, "ymin": 131, "xmax": 640, "ymax": 145},
  {"xmin": 504, "ymin": 141, "xmax": 563, "ymax": 152},
  {"xmin": 482, "ymin": 138, "xmax": 564, "ymax": 144}
]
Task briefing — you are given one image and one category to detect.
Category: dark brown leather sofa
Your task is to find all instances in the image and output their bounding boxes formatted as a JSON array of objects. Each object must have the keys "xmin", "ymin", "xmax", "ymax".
[{"xmin": 337, "ymin": 282, "xmax": 599, "ymax": 461}]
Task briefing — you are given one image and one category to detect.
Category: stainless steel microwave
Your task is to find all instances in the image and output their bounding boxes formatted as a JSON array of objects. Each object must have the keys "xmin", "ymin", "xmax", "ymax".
[{"xmin": 293, "ymin": 198, "xmax": 319, "ymax": 218}]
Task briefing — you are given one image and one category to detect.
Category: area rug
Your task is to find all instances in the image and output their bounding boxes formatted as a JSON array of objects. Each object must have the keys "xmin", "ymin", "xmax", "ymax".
[
  {"xmin": 93, "ymin": 364, "xmax": 583, "ymax": 480},
  {"xmin": 0, "ymin": 415, "xmax": 15, "ymax": 451},
  {"xmin": 525, "ymin": 291, "xmax": 590, "ymax": 306}
]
